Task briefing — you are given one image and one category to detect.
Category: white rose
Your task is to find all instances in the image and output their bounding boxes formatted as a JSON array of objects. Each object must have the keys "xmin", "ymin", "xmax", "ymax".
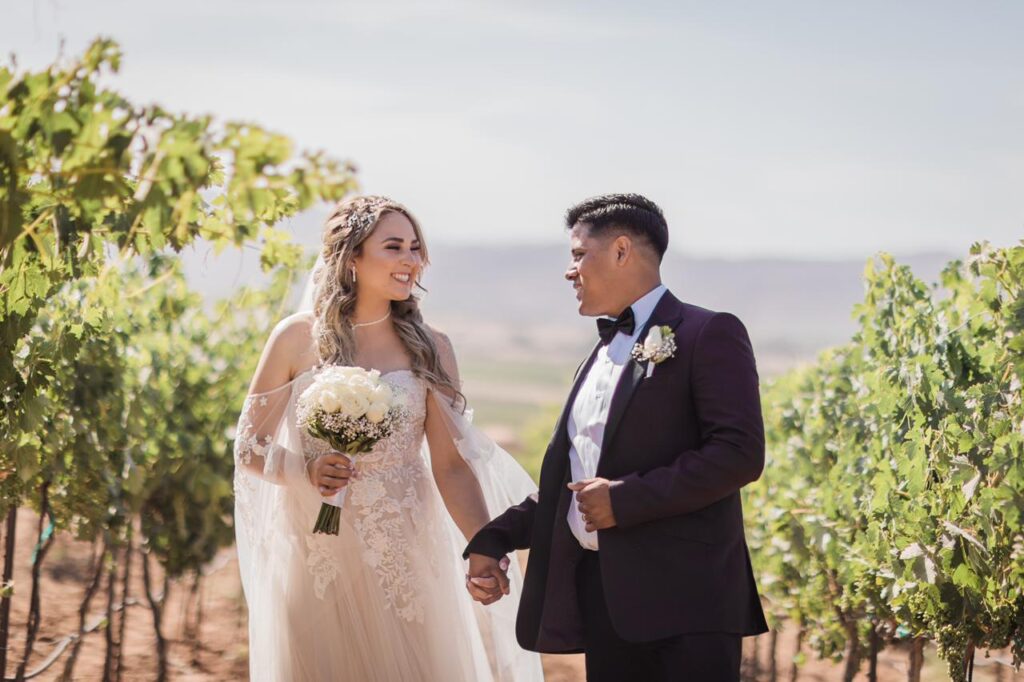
[
  {"xmin": 336, "ymin": 390, "xmax": 353, "ymax": 411},
  {"xmin": 320, "ymin": 367, "xmax": 343, "ymax": 382},
  {"xmin": 342, "ymin": 391, "xmax": 371, "ymax": 418},
  {"xmin": 318, "ymin": 389, "xmax": 342, "ymax": 413},
  {"xmin": 299, "ymin": 383, "xmax": 321, "ymax": 405},
  {"xmin": 644, "ymin": 326, "xmax": 663, "ymax": 353},
  {"xmin": 354, "ymin": 393, "xmax": 372, "ymax": 418},
  {"xmin": 353, "ymin": 382, "xmax": 374, "ymax": 401},
  {"xmin": 365, "ymin": 402, "xmax": 388, "ymax": 424},
  {"xmin": 371, "ymin": 384, "xmax": 392, "ymax": 404},
  {"xmin": 327, "ymin": 367, "xmax": 358, "ymax": 383}
]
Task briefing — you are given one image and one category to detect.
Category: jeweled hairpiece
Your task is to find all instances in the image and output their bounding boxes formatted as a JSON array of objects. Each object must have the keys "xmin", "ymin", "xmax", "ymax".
[{"xmin": 346, "ymin": 196, "xmax": 393, "ymax": 233}]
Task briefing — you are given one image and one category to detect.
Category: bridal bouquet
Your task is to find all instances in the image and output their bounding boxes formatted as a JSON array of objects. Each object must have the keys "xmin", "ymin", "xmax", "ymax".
[{"xmin": 296, "ymin": 366, "xmax": 403, "ymax": 535}]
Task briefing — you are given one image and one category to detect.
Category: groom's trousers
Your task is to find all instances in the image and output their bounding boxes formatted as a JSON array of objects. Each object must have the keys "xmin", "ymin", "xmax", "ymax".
[{"xmin": 576, "ymin": 551, "xmax": 741, "ymax": 682}]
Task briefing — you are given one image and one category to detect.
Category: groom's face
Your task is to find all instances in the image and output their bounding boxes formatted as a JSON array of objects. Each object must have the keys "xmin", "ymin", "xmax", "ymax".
[{"xmin": 565, "ymin": 222, "xmax": 621, "ymax": 317}]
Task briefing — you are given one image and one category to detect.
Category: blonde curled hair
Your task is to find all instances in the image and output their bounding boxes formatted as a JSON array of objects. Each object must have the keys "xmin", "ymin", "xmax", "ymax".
[{"xmin": 312, "ymin": 195, "xmax": 464, "ymax": 407}]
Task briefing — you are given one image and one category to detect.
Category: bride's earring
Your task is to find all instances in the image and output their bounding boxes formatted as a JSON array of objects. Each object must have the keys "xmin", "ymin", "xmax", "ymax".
[{"xmin": 351, "ymin": 268, "xmax": 357, "ymax": 284}]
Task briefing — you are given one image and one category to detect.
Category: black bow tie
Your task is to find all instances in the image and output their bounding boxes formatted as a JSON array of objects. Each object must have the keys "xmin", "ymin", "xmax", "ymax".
[{"xmin": 596, "ymin": 307, "xmax": 636, "ymax": 345}]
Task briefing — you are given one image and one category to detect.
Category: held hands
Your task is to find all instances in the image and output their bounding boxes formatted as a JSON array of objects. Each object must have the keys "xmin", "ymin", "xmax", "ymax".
[
  {"xmin": 307, "ymin": 453, "xmax": 358, "ymax": 497},
  {"xmin": 465, "ymin": 554, "xmax": 511, "ymax": 605},
  {"xmin": 568, "ymin": 478, "xmax": 623, "ymax": 532}
]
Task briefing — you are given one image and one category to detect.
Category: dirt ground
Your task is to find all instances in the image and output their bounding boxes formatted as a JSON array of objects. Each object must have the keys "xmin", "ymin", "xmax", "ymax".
[{"xmin": 3, "ymin": 510, "xmax": 1020, "ymax": 681}]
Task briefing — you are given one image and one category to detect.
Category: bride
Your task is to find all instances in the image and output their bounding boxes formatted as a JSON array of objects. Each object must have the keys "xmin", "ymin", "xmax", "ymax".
[{"xmin": 232, "ymin": 195, "xmax": 543, "ymax": 681}]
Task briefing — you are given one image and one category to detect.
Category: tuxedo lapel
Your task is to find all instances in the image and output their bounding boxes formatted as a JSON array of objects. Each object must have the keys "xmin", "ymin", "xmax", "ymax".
[{"xmin": 599, "ymin": 292, "xmax": 684, "ymax": 467}]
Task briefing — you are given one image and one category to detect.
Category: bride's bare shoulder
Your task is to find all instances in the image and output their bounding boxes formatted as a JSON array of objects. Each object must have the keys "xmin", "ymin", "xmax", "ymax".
[
  {"xmin": 258, "ymin": 312, "xmax": 317, "ymax": 380},
  {"xmin": 426, "ymin": 325, "xmax": 454, "ymax": 353},
  {"xmin": 426, "ymin": 325, "xmax": 458, "ymax": 374},
  {"xmin": 273, "ymin": 311, "xmax": 316, "ymax": 341}
]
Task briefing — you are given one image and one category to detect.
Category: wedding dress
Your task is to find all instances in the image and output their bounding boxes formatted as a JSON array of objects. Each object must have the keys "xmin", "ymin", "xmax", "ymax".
[{"xmin": 233, "ymin": 363, "xmax": 544, "ymax": 681}]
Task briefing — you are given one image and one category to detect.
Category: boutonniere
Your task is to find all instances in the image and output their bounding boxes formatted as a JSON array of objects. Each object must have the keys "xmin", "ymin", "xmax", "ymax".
[{"xmin": 632, "ymin": 325, "xmax": 677, "ymax": 378}]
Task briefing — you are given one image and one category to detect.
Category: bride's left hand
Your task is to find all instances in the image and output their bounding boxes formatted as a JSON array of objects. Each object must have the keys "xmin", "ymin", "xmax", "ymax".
[{"xmin": 466, "ymin": 554, "xmax": 511, "ymax": 605}]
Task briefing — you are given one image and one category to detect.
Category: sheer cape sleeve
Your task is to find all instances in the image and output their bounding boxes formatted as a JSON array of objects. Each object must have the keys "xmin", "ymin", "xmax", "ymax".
[
  {"xmin": 426, "ymin": 390, "xmax": 543, "ymax": 682},
  {"xmin": 233, "ymin": 376, "xmax": 320, "ymax": 642},
  {"xmin": 234, "ymin": 381, "xmax": 303, "ymax": 485}
]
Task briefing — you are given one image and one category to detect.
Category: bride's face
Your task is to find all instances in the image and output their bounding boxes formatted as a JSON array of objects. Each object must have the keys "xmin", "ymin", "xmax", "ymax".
[{"xmin": 353, "ymin": 212, "xmax": 424, "ymax": 301}]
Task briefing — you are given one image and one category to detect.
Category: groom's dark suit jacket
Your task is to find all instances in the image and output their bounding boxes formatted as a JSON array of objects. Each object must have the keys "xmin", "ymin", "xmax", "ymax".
[{"xmin": 465, "ymin": 291, "xmax": 769, "ymax": 652}]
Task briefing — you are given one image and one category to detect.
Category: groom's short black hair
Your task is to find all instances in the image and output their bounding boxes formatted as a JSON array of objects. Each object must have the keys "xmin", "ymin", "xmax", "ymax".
[{"xmin": 565, "ymin": 193, "xmax": 669, "ymax": 261}]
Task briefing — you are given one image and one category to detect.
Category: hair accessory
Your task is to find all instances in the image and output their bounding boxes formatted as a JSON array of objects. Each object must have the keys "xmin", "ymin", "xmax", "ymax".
[{"xmin": 345, "ymin": 196, "xmax": 393, "ymax": 233}]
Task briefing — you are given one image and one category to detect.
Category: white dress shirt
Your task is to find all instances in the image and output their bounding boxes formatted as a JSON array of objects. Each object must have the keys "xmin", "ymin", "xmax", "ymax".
[{"xmin": 567, "ymin": 284, "xmax": 668, "ymax": 550}]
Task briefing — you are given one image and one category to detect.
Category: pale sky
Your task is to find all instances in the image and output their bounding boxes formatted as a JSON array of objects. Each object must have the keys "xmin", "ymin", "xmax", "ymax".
[{"xmin": 3, "ymin": 0, "xmax": 1022, "ymax": 258}]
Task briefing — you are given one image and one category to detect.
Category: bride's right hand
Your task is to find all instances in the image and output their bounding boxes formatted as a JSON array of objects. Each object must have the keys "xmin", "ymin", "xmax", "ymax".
[{"xmin": 307, "ymin": 453, "xmax": 357, "ymax": 496}]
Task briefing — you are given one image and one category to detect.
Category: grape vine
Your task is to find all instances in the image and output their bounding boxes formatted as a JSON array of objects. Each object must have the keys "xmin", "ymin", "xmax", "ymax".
[
  {"xmin": 745, "ymin": 244, "xmax": 1024, "ymax": 681},
  {"xmin": 0, "ymin": 38, "xmax": 353, "ymax": 678}
]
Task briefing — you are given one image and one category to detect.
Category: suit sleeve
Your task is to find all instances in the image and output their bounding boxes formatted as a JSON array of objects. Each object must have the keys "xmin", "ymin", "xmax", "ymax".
[
  {"xmin": 463, "ymin": 493, "xmax": 538, "ymax": 559},
  {"xmin": 609, "ymin": 312, "xmax": 765, "ymax": 528}
]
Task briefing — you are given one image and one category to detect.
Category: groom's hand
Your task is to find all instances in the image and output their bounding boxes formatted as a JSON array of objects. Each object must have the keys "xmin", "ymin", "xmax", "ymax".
[
  {"xmin": 568, "ymin": 478, "xmax": 623, "ymax": 532},
  {"xmin": 466, "ymin": 554, "xmax": 510, "ymax": 605}
]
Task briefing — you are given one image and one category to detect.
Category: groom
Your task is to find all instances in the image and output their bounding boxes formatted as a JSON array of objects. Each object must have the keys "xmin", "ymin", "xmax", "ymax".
[{"xmin": 465, "ymin": 194, "xmax": 768, "ymax": 681}]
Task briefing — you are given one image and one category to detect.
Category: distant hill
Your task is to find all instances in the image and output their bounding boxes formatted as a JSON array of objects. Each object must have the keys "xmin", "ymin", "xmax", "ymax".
[
  {"xmin": 418, "ymin": 244, "xmax": 954, "ymax": 376},
  {"xmin": 180, "ymin": 215, "xmax": 955, "ymax": 377}
]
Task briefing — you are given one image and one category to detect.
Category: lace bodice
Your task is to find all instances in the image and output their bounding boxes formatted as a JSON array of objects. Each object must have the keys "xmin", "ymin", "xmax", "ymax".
[{"xmin": 294, "ymin": 368, "xmax": 438, "ymax": 621}]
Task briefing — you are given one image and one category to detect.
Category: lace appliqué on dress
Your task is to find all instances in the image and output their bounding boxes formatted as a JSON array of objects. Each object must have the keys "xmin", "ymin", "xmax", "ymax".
[
  {"xmin": 345, "ymin": 374, "xmax": 433, "ymax": 623},
  {"xmin": 306, "ymin": 536, "xmax": 341, "ymax": 600}
]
